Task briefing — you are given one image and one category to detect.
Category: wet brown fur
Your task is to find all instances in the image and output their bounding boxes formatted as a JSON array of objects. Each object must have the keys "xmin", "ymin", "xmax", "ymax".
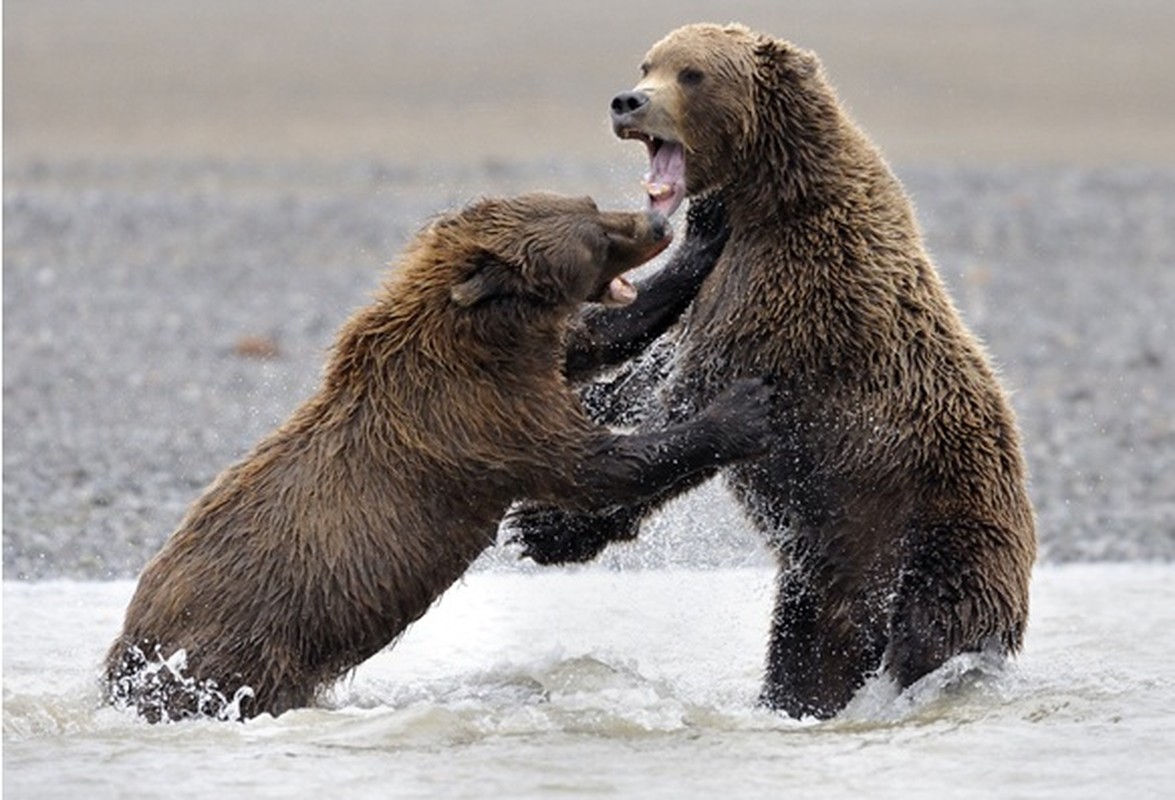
[
  {"xmin": 521, "ymin": 24, "xmax": 1037, "ymax": 719},
  {"xmin": 104, "ymin": 192, "xmax": 771, "ymax": 721},
  {"xmin": 641, "ymin": 24, "xmax": 1036, "ymax": 717}
]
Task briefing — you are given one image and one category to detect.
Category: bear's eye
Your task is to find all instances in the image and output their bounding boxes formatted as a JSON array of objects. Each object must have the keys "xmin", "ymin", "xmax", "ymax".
[
  {"xmin": 639, "ymin": 61, "xmax": 651, "ymax": 78},
  {"xmin": 678, "ymin": 67, "xmax": 704, "ymax": 86}
]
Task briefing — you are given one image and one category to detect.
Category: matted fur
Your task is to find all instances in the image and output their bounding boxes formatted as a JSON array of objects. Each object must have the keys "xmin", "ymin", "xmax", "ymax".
[
  {"xmin": 105, "ymin": 192, "xmax": 771, "ymax": 721},
  {"xmin": 516, "ymin": 25, "xmax": 1037, "ymax": 719}
]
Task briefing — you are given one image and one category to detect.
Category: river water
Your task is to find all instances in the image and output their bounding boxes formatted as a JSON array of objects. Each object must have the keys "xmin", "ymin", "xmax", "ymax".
[{"xmin": 4, "ymin": 563, "xmax": 1173, "ymax": 799}]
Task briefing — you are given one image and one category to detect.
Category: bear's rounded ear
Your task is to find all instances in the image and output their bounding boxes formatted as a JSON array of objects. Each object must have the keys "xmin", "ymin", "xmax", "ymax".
[{"xmin": 451, "ymin": 252, "xmax": 516, "ymax": 307}]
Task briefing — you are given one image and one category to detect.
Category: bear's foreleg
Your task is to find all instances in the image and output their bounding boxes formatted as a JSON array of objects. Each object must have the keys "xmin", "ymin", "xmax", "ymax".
[
  {"xmin": 509, "ymin": 455, "xmax": 725, "ymax": 565},
  {"xmin": 507, "ymin": 375, "xmax": 770, "ymax": 563},
  {"xmin": 566, "ymin": 376, "xmax": 770, "ymax": 509},
  {"xmin": 510, "ymin": 362, "xmax": 754, "ymax": 564}
]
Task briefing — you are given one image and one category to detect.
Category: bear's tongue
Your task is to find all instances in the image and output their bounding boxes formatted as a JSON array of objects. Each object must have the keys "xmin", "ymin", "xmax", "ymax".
[{"xmin": 642, "ymin": 140, "xmax": 686, "ymax": 218}]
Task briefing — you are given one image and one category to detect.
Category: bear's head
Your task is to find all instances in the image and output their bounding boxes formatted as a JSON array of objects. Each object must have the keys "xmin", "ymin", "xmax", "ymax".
[
  {"xmin": 439, "ymin": 193, "xmax": 672, "ymax": 310},
  {"xmin": 610, "ymin": 23, "xmax": 831, "ymax": 215}
]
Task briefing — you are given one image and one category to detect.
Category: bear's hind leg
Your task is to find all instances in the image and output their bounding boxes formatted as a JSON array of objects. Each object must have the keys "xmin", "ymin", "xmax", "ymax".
[
  {"xmin": 761, "ymin": 565, "xmax": 887, "ymax": 720},
  {"xmin": 885, "ymin": 519, "xmax": 1031, "ymax": 689}
]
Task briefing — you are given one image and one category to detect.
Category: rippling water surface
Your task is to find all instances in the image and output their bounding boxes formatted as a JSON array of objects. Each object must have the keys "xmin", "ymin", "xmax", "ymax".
[{"xmin": 4, "ymin": 565, "xmax": 1174, "ymax": 799}]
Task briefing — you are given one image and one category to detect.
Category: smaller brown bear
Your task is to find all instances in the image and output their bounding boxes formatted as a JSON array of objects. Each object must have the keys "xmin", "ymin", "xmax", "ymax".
[{"xmin": 105, "ymin": 193, "xmax": 773, "ymax": 722}]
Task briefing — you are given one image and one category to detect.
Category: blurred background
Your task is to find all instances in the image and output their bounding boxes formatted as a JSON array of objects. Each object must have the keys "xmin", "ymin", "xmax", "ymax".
[
  {"xmin": 7, "ymin": 0, "xmax": 1175, "ymax": 164},
  {"xmin": 4, "ymin": 0, "xmax": 1174, "ymax": 578}
]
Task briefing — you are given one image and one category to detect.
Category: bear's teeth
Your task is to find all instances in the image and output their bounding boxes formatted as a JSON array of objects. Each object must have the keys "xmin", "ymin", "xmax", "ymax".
[{"xmin": 642, "ymin": 179, "xmax": 673, "ymax": 199}]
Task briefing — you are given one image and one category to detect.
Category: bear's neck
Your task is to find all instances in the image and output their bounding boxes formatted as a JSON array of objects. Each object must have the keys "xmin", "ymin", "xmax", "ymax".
[
  {"xmin": 724, "ymin": 79, "xmax": 895, "ymax": 235},
  {"xmin": 302, "ymin": 296, "xmax": 571, "ymax": 474},
  {"xmin": 327, "ymin": 295, "xmax": 566, "ymax": 397}
]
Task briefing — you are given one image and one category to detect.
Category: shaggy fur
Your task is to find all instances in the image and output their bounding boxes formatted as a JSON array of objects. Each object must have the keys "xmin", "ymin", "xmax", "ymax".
[
  {"xmin": 105, "ymin": 193, "xmax": 772, "ymax": 722},
  {"xmin": 514, "ymin": 25, "xmax": 1037, "ymax": 719}
]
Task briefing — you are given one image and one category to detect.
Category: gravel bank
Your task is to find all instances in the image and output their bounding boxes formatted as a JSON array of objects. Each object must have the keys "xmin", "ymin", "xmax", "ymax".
[{"xmin": 4, "ymin": 159, "xmax": 1173, "ymax": 578}]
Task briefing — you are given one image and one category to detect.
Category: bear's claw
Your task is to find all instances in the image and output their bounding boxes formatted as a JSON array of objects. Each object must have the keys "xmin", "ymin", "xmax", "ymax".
[{"xmin": 507, "ymin": 504, "xmax": 641, "ymax": 565}]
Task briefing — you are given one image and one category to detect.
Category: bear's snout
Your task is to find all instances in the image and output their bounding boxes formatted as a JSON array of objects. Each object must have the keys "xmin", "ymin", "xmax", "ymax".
[{"xmin": 611, "ymin": 90, "xmax": 650, "ymax": 125}]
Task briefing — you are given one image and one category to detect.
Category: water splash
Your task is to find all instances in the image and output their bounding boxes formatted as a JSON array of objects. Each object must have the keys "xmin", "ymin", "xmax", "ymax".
[
  {"xmin": 107, "ymin": 645, "xmax": 254, "ymax": 723},
  {"xmin": 836, "ymin": 647, "xmax": 1011, "ymax": 728}
]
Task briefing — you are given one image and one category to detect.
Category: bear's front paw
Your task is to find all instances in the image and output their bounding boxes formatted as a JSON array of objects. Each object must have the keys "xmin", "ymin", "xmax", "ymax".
[
  {"xmin": 506, "ymin": 504, "xmax": 640, "ymax": 565},
  {"xmin": 699, "ymin": 376, "xmax": 776, "ymax": 460}
]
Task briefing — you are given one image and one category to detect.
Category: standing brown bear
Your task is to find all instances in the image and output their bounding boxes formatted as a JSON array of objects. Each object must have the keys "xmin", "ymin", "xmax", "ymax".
[
  {"xmin": 513, "ymin": 24, "xmax": 1037, "ymax": 719},
  {"xmin": 105, "ymin": 192, "xmax": 773, "ymax": 722}
]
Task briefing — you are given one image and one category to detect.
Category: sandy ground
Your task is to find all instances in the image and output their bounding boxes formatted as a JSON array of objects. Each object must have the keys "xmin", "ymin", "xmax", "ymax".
[{"xmin": 3, "ymin": 1, "xmax": 1174, "ymax": 578}]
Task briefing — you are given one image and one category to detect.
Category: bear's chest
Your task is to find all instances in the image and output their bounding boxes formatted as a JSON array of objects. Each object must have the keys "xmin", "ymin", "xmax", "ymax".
[{"xmin": 681, "ymin": 241, "xmax": 820, "ymax": 372}]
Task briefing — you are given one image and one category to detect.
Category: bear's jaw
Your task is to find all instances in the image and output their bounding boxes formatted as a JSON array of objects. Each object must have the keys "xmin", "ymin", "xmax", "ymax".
[
  {"xmin": 584, "ymin": 210, "xmax": 674, "ymax": 307},
  {"xmin": 621, "ymin": 130, "xmax": 687, "ymax": 219},
  {"xmin": 588, "ymin": 227, "xmax": 674, "ymax": 307}
]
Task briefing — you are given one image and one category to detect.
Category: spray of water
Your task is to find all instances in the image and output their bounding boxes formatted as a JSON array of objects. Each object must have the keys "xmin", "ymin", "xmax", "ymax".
[{"xmin": 106, "ymin": 645, "xmax": 254, "ymax": 723}]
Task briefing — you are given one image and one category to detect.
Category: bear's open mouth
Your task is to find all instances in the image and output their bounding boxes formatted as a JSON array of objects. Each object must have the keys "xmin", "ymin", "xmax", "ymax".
[
  {"xmin": 623, "ymin": 132, "xmax": 687, "ymax": 219},
  {"xmin": 595, "ymin": 228, "xmax": 674, "ymax": 307}
]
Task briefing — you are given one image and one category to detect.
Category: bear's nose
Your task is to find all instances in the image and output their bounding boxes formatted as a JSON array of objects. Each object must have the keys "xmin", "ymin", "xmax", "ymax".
[{"xmin": 610, "ymin": 90, "xmax": 649, "ymax": 119}]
